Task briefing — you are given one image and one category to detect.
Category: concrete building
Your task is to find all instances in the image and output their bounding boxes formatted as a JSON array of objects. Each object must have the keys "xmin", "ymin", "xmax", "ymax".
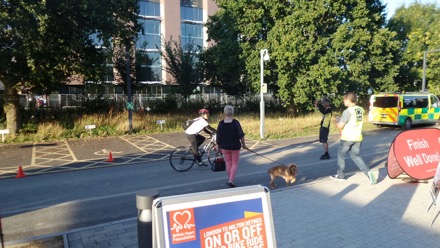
[{"xmin": 139, "ymin": 0, "xmax": 218, "ymax": 86}]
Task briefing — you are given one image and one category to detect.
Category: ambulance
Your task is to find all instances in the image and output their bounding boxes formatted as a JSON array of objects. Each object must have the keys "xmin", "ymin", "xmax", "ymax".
[{"xmin": 368, "ymin": 92, "xmax": 440, "ymax": 129}]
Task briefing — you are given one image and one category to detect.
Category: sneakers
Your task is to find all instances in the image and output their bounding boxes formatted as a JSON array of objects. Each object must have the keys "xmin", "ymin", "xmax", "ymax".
[
  {"xmin": 368, "ymin": 171, "xmax": 377, "ymax": 185},
  {"xmin": 197, "ymin": 161, "xmax": 208, "ymax": 167},
  {"xmin": 320, "ymin": 153, "xmax": 330, "ymax": 160},
  {"xmin": 329, "ymin": 175, "xmax": 346, "ymax": 181},
  {"xmin": 227, "ymin": 182, "xmax": 236, "ymax": 188}
]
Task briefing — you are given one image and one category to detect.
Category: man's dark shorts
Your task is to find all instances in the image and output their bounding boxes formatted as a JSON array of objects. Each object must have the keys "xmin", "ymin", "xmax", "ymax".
[{"xmin": 319, "ymin": 127, "xmax": 329, "ymax": 143}]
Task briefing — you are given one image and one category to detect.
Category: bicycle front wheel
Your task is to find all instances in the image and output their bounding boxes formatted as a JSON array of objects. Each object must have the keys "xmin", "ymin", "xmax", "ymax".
[
  {"xmin": 207, "ymin": 143, "xmax": 218, "ymax": 165},
  {"xmin": 170, "ymin": 146, "xmax": 196, "ymax": 172}
]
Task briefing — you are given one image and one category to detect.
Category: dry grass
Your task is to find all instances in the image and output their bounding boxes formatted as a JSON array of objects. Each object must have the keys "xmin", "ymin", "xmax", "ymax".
[{"xmin": 6, "ymin": 111, "xmax": 377, "ymax": 143}]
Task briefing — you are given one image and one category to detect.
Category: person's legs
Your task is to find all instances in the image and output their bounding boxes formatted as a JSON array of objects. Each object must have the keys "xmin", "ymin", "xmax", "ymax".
[
  {"xmin": 186, "ymin": 134, "xmax": 203, "ymax": 163},
  {"xmin": 348, "ymin": 142, "xmax": 369, "ymax": 176},
  {"xmin": 319, "ymin": 127, "xmax": 330, "ymax": 159},
  {"xmin": 228, "ymin": 150, "xmax": 240, "ymax": 184},
  {"xmin": 336, "ymin": 140, "xmax": 351, "ymax": 178},
  {"xmin": 222, "ymin": 150, "xmax": 233, "ymax": 184}
]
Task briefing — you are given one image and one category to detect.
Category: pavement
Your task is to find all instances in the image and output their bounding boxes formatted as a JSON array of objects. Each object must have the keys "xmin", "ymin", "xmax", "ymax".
[{"xmin": 5, "ymin": 168, "xmax": 440, "ymax": 247}]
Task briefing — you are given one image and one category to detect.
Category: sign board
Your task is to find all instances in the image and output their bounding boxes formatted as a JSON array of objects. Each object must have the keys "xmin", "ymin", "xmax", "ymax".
[
  {"xmin": 157, "ymin": 120, "xmax": 166, "ymax": 130},
  {"xmin": 0, "ymin": 129, "xmax": 9, "ymax": 143},
  {"xmin": 85, "ymin": 125, "xmax": 96, "ymax": 129},
  {"xmin": 152, "ymin": 185, "xmax": 276, "ymax": 248},
  {"xmin": 261, "ymin": 83, "xmax": 267, "ymax": 94},
  {"xmin": 0, "ymin": 129, "xmax": 9, "ymax": 134},
  {"xmin": 387, "ymin": 128, "xmax": 440, "ymax": 179}
]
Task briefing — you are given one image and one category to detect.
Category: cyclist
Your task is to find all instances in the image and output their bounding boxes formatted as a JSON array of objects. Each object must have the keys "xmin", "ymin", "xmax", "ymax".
[{"xmin": 185, "ymin": 108, "xmax": 217, "ymax": 167}]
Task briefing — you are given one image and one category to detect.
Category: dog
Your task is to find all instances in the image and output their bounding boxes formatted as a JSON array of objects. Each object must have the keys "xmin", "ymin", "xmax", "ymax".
[{"xmin": 268, "ymin": 163, "xmax": 298, "ymax": 189}]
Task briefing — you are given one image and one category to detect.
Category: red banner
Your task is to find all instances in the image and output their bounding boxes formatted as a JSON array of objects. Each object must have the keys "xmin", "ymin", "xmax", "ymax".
[{"xmin": 387, "ymin": 128, "xmax": 440, "ymax": 180}]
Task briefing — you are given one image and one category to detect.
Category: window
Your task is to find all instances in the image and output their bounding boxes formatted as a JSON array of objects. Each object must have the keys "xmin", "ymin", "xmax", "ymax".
[
  {"xmin": 181, "ymin": 23, "xmax": 203, "ymax": 48},
  {"xmin": 373, "ymin": 96, "xmax": 398, "ymax": 108},
  {"xmin": 139, "ymin": 0, "xmax": 160, "ymax": 17},
  {"xmin": 138, "ymin": 19, "xmax": 161, "ymax": 49},
  {"xmin": 181, "ymin": 0, "xmax": 203, "ymax": 49},
  {"xmin": 137, "ymin": 51, "xmax": 162, "ymax": 82}
]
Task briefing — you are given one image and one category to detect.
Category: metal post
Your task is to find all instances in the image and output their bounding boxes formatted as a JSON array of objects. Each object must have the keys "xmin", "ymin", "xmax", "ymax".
[
  {"xmin": 422, "ymin": 51, "xmax": 427, "ymax": 92},
  {"xmin": 260, "ymin": 49, "xmax": 269, "ymax": 139},
  {"xmin": 260, "ymin": 50, "xmax": 265, "ymax": 139},
  {"xmin": 137, "ymin": 190, "xmax": 159, "ymax": 248},
  {"xmin": 126, "ymin": 38, "xmax": 133, "ymax": 132},
  {"xmin": 0, "ymin": 211, "xmax": 4, "ymax": 248}
]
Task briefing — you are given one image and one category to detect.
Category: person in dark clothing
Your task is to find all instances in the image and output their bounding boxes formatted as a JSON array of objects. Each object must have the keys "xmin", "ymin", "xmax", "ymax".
[
  {"xmin": 314, "ymin": 97, "xmax": 332, "ymax": 159},
  {"xmin": 185, "ymin": 108, "xmax": 216, "ymax": 167},
  {"xmin": 217, "ymin": 105, "xmax": 248, "ymax": 187}
]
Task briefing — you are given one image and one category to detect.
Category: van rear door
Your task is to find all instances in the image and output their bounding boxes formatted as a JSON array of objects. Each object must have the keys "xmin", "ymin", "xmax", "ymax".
[{"xmin": 369, "ymin": 95, "xmax": 400, "ymax": 125}]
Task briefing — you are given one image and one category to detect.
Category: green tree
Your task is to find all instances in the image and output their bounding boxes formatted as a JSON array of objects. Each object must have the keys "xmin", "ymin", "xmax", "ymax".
[
  {"xmin": 0, "ymin": 0, "xmax": 139, "ymax": 134},
  {"xmin": 199, "ymin": 8, "xmax": 247, "ymax": 98},
  {"xmin": 213, "ymin": 0, "xmax": 400, "ymax": 114},
  {"xmin": 161, "ymin": 37, "xmax": 201, "ymax": 105},
  {"xmin": 387, "ymin": 3, "xmax": 440, "ymax": 94}
]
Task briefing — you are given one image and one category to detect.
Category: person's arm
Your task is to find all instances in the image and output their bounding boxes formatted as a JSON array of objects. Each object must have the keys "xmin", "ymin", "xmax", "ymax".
[
  {"xmin": 203, "ymin": 125, "xmax": 216, "ymax": 134},
  {"xmin": 336, "ymin": 110, "xmax": 350, "ymax": 130},
  {"xmin": 240, "ymin": 137, "xmax": 248, "ymax": 150}
]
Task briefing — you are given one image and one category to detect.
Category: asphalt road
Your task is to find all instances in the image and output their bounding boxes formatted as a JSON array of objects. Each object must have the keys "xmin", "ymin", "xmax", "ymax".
[{"xmin": 0, "ymin": 128, "xmax": 412, "ymax": 241}]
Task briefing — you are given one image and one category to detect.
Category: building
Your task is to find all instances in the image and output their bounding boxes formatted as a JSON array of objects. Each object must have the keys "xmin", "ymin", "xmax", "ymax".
[
  {"xmin": 64, "ymin": 0, "xmax": 218, "ymax": 97},
  {"xmin": 139, "ymin": 0, "xmax": 218, "ymax": 85}
]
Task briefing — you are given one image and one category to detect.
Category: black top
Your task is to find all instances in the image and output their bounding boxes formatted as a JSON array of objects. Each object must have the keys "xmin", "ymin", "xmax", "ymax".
[{"xmin": 217, "ymin": 119, "xmax": 245, "ymax": 150}]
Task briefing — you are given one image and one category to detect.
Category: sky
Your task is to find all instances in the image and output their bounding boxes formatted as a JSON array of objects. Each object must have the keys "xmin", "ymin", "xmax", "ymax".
[{"xmin": 383, "ymin": 0, "xmax": 439, "ymax": 19}]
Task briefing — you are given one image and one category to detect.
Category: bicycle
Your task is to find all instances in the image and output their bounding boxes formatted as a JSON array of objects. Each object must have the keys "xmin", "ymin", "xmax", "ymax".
[{"xmin": 169, "ymin": 133, "xmax": 218, "ymax": 172}]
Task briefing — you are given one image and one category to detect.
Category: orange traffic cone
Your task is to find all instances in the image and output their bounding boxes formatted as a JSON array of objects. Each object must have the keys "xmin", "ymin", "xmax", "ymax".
[
  {"xmin": 106, "ymin": 152, "xmax": 114, "ymax": 162},
  {"xmin": 16, "ymin": 166, "xmax": 26, "ymax": 178}
]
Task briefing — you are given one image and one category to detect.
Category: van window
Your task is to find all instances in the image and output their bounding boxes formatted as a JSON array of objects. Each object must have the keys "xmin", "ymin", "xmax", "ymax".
[
  {"xmin": 402, "ymin": 96, "xmax": 428, "ymax": 109},
  {"xmin": 373, "ymin": 96, "xmax": 398, "ymax": 108},
  {"xmin": 431, "ymin": 95, "xmax": 439, "ymax": 108}
]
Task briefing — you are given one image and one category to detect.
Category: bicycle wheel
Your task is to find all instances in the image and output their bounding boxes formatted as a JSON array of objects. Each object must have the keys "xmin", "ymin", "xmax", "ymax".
[
  {"xmin": 206, "ymin": 143, "xmax": 218, "ymax": 165},
  {"xmin": 170, "ymin": 146, "xmax": 195, "ymax": 172}
]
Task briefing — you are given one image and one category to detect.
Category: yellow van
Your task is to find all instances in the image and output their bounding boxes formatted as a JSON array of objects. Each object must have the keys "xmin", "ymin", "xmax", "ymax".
[{"xmin": 368, "ymin": 92, "xmax": 440, "ymax": 129}]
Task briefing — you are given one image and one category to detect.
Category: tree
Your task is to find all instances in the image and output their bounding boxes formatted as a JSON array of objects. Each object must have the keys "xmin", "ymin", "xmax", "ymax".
[
  {"xmin": 199, "ymin": 9, "xmax": 247, "ymax": 98},
  {"xmin": 212, "ymin": 0, "xmax": 401, "ymax": 114},
  {"xmin": 0, "ymin": 0, "xmax": 139, "ymax": 134},
  {"xmin": 161, "ymin": 37, "xmax": 201, "ymax": 105},
  {"xmin": 387, "ymin": 3, "xmax": 440, "ymax": 94}
]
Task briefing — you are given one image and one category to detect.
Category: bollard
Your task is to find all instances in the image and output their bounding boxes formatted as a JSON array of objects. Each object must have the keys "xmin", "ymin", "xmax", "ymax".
[{"xmin": 136, "ymin": 190, "xmax": 159, "ymax": 248}]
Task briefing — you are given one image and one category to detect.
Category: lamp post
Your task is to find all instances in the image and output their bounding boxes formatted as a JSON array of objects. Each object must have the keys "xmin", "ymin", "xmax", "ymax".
[
  {"xmin": 260, "ymin": 49, "xmax": 269, "ymax": 139},
  {"xmin": 422, "ymin": 48, "xmax": 440, "ymax": 92},
  {"xmin": 125, "ymin": 38, "xmax": 133, "ymax": 132}
]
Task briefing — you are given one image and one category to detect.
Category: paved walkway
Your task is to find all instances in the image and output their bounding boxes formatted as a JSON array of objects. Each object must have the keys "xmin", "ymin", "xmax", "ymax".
[{"xmin": 6, "ymin": 167, "xmax": 440, "ymax": 247}]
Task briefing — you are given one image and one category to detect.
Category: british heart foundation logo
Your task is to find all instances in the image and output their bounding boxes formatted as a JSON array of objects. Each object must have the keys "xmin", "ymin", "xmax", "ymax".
[{"xmin": 169, "ymin": 208, "xmax": 197, "ymax": 244}]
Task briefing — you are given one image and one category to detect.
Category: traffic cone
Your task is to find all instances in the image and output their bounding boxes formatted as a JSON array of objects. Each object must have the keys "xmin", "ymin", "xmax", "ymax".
[
  {"xmin": 16, "ymin": 166, "xmax": 26, "ymax": 178},
  {"xmin": 106, "ymin": 152, "xmax": 114, "ymax": 162}
]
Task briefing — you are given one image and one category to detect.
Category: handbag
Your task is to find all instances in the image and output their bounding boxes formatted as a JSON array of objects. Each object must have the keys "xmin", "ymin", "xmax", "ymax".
[{"xmin": 211, "ymin": 153, "xmax": 226, "ymax": 172}]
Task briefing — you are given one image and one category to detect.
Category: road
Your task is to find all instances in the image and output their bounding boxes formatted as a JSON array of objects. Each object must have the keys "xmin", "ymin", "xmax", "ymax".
[{"xmin": 0, "ymin": 128, "xmax": 405, "ymax": 241}]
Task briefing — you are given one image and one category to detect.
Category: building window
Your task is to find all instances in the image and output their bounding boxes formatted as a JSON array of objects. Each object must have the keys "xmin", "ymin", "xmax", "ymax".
[
  {"xmin": 181, "ymin": 23, "xmax": 203, "ymax": 48},
  {"xmin": 136, "ymin": 51, "xmax": 162, "ymax": 83},
  {"xmin": 139, "ymin": 0, "xmax": 160, "ymax": 17},
  {"xmin": 180, "ymin": 1, "xmax": 203, "ymax": 49},
  {"xmin": 138, "ymin": 18, "xmax": 161, "ymax": 50},
  {"xmin": 137, "ymin": 0, "xmax": 161, "ymax": 83}
]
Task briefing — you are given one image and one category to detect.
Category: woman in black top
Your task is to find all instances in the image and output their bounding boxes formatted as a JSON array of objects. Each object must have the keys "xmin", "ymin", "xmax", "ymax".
[{"xmin": 217, "ymin": 105, "xmax": 248, "ymax": 187}]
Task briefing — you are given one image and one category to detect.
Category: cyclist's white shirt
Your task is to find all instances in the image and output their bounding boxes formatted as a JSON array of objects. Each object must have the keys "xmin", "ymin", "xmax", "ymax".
[{"xmin": 185, "ymin": 117, "xmax": 209, "ymax": 135}]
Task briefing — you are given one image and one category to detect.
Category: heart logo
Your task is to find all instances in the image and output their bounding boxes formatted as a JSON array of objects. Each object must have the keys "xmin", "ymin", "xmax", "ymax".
[{"xmin": 170, "ymin": 210, "xmax": 195, "ymax": 233}]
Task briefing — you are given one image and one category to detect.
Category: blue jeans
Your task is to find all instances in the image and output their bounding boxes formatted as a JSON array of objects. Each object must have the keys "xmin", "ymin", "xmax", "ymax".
[{"xmin": 336, "ymin": 140, "xmax": 369, "ymax": 178}]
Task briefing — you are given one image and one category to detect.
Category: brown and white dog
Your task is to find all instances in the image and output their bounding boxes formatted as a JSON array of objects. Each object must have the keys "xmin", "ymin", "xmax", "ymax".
[{"xmin": 268, "ymin": 163, "xmax": 298, "ymax": 189}]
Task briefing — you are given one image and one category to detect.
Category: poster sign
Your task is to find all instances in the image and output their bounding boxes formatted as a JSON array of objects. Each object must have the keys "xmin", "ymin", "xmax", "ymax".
[
  {"xmin": 387, "ymin": 128, "xmax": 440, "ymax": 179},
  {"xmin": 152, "ymin": 185, "xmax": 276, "ymax": 248}
]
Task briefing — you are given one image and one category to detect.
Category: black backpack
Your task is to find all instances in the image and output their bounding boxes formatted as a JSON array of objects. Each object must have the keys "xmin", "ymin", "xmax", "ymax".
[{"xmin": 182, "ymin": 119, "xmax": 195, "ymax": 130}]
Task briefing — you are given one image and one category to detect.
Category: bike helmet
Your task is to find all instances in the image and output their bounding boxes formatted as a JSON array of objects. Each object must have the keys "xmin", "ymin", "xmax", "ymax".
[{"xmin": 199, "ymin": 108, "xmax": 210, "ymax": 115}]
